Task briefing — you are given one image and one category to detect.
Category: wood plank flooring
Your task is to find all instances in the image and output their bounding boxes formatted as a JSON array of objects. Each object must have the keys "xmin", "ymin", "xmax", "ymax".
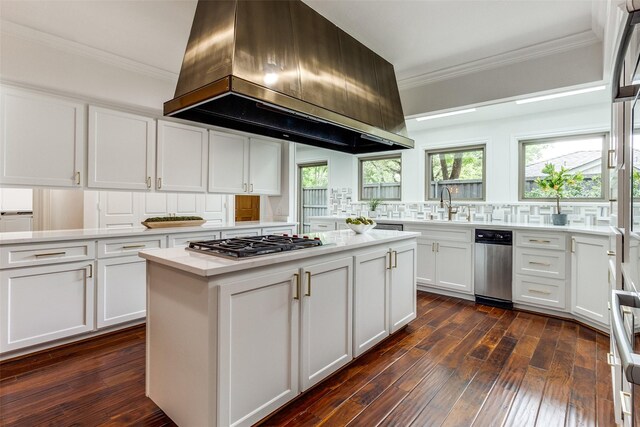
[{"xmin": 0, "ymin": 291, "xmax": 615, "ymax": 426}]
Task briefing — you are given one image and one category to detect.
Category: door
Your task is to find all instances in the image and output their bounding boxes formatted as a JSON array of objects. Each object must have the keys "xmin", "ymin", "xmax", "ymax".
[
  {"xmin": 96, "ymin": 256, "xmax": 146, "ymax": 328},
  {"xmin": 300, "ymin": 257, "xmax": 353, "ymax": 390},
  {"xmin": 0, "ymin": 87, "xmax": 84, "ymax": 187},
  {"xmin": 218, "ymin": 269, "xmax": 299, "ymax": 427},
  {"xmin": 248, "ymin": 138, "xmax": 281, "ymax": 195},
  {"xmin": 571, "ymin": 235, "xmax": 609, "ymax": 325},
  {"xmin": 390, "ymin": 242, "xmax": 417, "ymax": 333},
  {"xmin": 298, "ymin": 162, "xmax": 329, "ymax": 233},
  {"xmin": 235, "ymin": 195, "xmax": 260, "ymax": 222},
  {"xmin": 415, "ymin": 237, "xmax": 436, "ymax": 286},
  {"xmin": 88, "ymin": 106, "xmax": 155, "ymax": 190},
  {"xmin": 156, "ymin": 120, "xmax": 208, "ymax": 192},
  {"xmin": 0, "ymin": 261, "xmax": 95, "ymax": 352},
  {"xmin": 353, "ymin": 248, "xmax": 389, "ymax": 357},
  {"xmin": 436, "ymin": 241, "xmax": 473, "ymax": 293},
  {"xmin": 208, "ymin": 131, "xmax": 247, "ymax": 194}
]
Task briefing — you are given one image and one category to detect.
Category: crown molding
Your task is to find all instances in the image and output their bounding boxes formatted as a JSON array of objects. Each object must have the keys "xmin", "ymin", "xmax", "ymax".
[
  {"xmin": 397, "ymin": 30, "xmax": 601, "ymax": 90},
  {"xmin": 0, "ymin": 20, "xmax": 178, "ymax": 83}
]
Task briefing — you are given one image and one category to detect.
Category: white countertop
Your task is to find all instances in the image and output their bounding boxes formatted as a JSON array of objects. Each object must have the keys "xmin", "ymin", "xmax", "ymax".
[
  {"xmin": 138, "ymin": 229, "xmax": 419, "ymax": 277},
  {"xmin": 310, "ymin": 216, "xmax": 614, "ymax": 236},
  {"xmin": 0, "ymin": 221, "xmax": 296, "ymax": 245}
]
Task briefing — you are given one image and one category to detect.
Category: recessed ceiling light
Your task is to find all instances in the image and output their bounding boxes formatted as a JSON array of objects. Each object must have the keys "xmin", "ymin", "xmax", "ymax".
[
  {"xmin": 415, "ymin": 108, "xmax": 477, "ymax": 121},
  {"xmin": 515, "ymin": 85, "xmax": 606, "ymax": 105}
]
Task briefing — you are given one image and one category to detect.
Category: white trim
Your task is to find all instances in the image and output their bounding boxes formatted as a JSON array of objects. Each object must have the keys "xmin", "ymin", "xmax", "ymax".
[
  {"xmin": 398, "ymin": 30, "xmax": 601, "ymax": 90},
  {"xmin": 1, "ymin": 20, "xmax": 178, "ymax": 83}
]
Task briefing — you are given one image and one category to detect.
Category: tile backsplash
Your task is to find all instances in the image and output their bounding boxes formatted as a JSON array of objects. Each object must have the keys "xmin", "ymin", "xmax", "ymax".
[{"xmin": 328, "ymin": 188, "xmax": 612, "ymax": 226}]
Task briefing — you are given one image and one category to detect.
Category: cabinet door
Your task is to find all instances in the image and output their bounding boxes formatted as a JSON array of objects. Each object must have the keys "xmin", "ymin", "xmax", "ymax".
[
  {"xmin": 218, "ymin": 269, "xmax": 299, "ymax": 427},
  {"xmin": 248, "ymin": 138, "xmax": 281, "ymax": 195},
  {"xmin": 0, "ymin": 87, "xmax": 84, "ymax": 187},
  {"xmin": 99, "ymin": 191, "xmax": 141, "ymax": 229},
  {"xmin": 88, "ymin": 106, "xmax": 155, "ymax": 190},
  {"xmin": 208, "ymin": 131, "xmax": 247, "ymax": 194},
  {"xmin": 300, "ymin": 257, "xmax": 353, "ymax": 390},
  {"xmin": 353, "ymin": 248, "xmax": 389, "ymax": 357},
  {"xmin": 96, "ymin": 256, "xmax": 146, "ymax": 328},
  {"xmin": 571, "ymin": 235, "xmax": 609, "ymax": 325},
  {"xmin": 390, "ymin": 242, "xmax": 417, "ymax": 333},
  {"xmin": 0, "ymin": 261, "xmax": 95, "ymax": 352},
  {"xmin": 436, "ymin": 241, "xmax": 473, "ymax": 294},
  {"xmin": 156, "ymin": 120, "xmax": 208, "ymax": 192},
  {"xmin": 415, "ymin": 237, "xmax": 437, "ymax": 286}
]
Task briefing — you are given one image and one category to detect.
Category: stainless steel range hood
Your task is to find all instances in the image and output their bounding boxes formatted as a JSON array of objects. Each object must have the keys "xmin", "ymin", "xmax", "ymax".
[{"xmin": 164, "ymin": 0, "xmax": 414, "ymax": 154}]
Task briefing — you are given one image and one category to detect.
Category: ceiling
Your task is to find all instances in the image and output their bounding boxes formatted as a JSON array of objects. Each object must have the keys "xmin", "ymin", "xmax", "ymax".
[{"xmin": 0, "ymin": 0, "xmax": 603, "ymax": 84}]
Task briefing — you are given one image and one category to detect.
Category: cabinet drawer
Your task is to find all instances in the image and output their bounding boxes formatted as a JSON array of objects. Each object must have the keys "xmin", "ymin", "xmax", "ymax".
[
  {"xmin": 168, "ymin": 231, "xmax": 221, "ymax": 249},
  {"xmin": 309, "ymin": 222, "xmax": 336, "ymax": 232},
  {"xmin": 0, "ymin": 241, "xmax": 94, "ymax": 269},
  {"xmin": 515, "ymin": 248, "xmax": 566, "ymax": 279},
  {"xmin": 403, "ymin": 226, "xmax": 472, "ymax": 243},
  {"xmin": 221, "ymin": 228, "xmax": 261, "ymax": 238},
  {"xmin": 515, "ymin": 231, "xmax": 566, "ymax": 251},
  {"xmin": 98, "ymin": 236, "xmax": 165, "ymax": 258},
  {"xmin": 261, "ymin": 226, "xmax": 296, "ymax": 236},
  {"xmin": 514, "ymin": 274, "xmax": 566, "ymax": 310}
]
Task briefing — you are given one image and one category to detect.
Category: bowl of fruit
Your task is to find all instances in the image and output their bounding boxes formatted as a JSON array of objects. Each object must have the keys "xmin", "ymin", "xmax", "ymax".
[{"xmin": 345, "ymin": 216, "xmax": 376, "ymax": 234}]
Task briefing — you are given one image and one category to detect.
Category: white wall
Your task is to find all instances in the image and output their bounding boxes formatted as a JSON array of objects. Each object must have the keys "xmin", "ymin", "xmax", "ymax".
[{"xmin": 295, "ymin": 102, "xmax": 610, "ymax": 204}]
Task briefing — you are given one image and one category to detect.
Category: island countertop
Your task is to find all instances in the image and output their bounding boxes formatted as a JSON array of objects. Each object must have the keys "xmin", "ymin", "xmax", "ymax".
[{"xmin": 138, "ymin": 229, "xmax": 420, "ymax": 277}]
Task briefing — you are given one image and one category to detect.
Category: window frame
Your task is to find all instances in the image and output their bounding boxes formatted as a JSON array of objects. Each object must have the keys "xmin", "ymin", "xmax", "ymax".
[
  {"xmin": 518, "ymin": 132, "xmax": 609, "ymax": 202},
  {"xmin": 358, "ymin": 154, "xmax": 402, "ymax": 201},
  {"xmin": 424, "ymin": 144, "xmax": 487, "ymax": 201}
]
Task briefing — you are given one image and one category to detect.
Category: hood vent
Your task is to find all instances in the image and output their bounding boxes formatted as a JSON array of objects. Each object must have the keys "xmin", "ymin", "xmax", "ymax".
[{"xmin": 165, "ymin": 0, "xmax": 414, "ymax": 154}]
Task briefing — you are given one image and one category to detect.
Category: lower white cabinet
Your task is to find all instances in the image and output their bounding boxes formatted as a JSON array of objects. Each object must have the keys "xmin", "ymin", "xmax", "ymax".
[
  {"xmin": 0, "ymin": 261, "xmax": 95, "ymax": 352},
  {"xmin": 96, "ymin": 256, "xmax": 146, "ymax": 328},
  {"xmin": 415, "ymin": 236, "xmax": 472, "ymax": 294},
  {"xmin": 570, "ymin": 235, "xmax": 609, "ymax": 326},
  {"xmin": 262, "ymin": 225, "xmax": 297, "ymax": 236},
  {"xmin": 218, "ymin": 269, "xmax": 300, "ymax": 427},
  {"xmin": 221, "ymin": 228, "xmax": 261, "ymax": 238},
  {"xmin": 168, "ymin": 231, "xmax": 221, "ymax": 249},
  {"xmin": 353, "ymin": 242, "xmax": 416, "ymax": 357},
  {"xmin": 300, "ymin": 257, "xmax": 353, "ymax": 390}
]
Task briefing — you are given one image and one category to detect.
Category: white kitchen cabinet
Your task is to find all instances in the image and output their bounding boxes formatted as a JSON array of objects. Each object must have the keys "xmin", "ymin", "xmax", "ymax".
[
  {"xmin": 261, "ymin": 225, "xmax": 296, "ymax": 236},
  {"xmin": 96, "ymin": 256, "xmax": 146, "ymax": 328},
  {"xmin": 221, "ymin": 228, "xmax": 261, "ymax": 238},
  {"xmin": 0, "ymin": 87, "xmax": 84, "ymax": 187},
  {"xmin": 414, "ymin": 235, "xmax": 472, "ymax": 294},
  {"xmin": 309, "ymin": 218, "xmax": 336, "ymax": 232},
  {"xmin": 88, "ymin": 106, "xmax": 156, "ymax": 190},
  {"xmin": 389, "ymin": 242, "xmax": 417, "ymax": 333},
  {"xmin": 168, "ymin": 231, "xmax": 221, "ymax": 249},
  {"xmin": 156, "ymin": 120, "xmax": 208, "ymax": 192},
  {"xmin": 570, "ymin": 235, "xmax": 609, "ymax": 326},
  {"xmin": 218, "ymin": 269, "xmax": 300, "ymax": 427},
  {"xmin": 208, "ymin": 131, "xmax": 281, "ymax": 195},
  {"xmin": 353, "ymin": 242, "xmax": 416, "ymax": 356},
  {"xmin": 415, "ymin": 237, "xmax": 437, "ymax": 286},
  {"xmin": 300, "ymin": 257, "xmax": 353, "ymax": 390},
  {"xmin": 0, "ymin": 261, "xmax": 95, "ymax": 352}
]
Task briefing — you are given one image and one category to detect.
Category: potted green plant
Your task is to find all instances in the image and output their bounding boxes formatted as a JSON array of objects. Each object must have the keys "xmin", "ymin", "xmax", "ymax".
[
  {"xmin": 368, "ymin": 198, "xmax": 381, "ymax": 217},
  {"xmin": 534, "ymin": 163, "xmax": 583, "ymax": 226}
]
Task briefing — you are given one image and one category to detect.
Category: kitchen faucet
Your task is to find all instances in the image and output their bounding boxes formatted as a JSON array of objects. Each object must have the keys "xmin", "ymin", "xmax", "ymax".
[{"xmin": 439, "ymin": 186, "xmax": 458, "ymax": 221}]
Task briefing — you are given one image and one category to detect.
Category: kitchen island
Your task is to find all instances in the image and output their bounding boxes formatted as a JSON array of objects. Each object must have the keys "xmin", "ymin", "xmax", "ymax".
[{"xmin": 138, "ymin": 229, "xmax": 418, "ymax": 427}]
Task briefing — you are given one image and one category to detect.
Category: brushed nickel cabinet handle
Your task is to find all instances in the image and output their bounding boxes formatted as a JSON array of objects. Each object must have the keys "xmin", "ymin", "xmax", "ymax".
[
  {"xmin": 528, "ymin": 261, "xmax": 551, "ymax": 266},
  {"xmin": 607, "ymin": 250, "xmax": 616, "ymax": 256},
  {"xmin": 305, "ymin": 271, "xmax": 311, "ymax": 296},
  {"xmin": 528, "ymin": 288, "xmax": 552, "ymax": 295},
  {"xmin": 122, "ymin": 244, "xmax": 146, "ymax": 249},
  {"xmin": 75, "ymin": 171, "xmax": 81, "ymax": 185},
  {"xmin": 35, "ymin": 251, "xmax": 66, "ymax": 258},
  {"xmin": 243, "ymin": 183, "xmax": 247, "ymax": 192},
  {"xmin": 436, "ymin": 242, "xmax": 439, "ymax": 252},
  {"xmin": 529, "ymin": 239, "xmax": 551, "ymax": 243},
  {"xmin": 157, "ymin": 177, "xmax": 162, "ymax": 189},
  {"xmin": 621, "ymin": 391, "xmax": 632, "ymax": 416},
  {"xmin": 431, "ymin": 242, "xmax": 435, "ymax": 252},
  {"xmin": 147, "ymin": 177, "xmax": 151, "ymax": 189},
  {"xmin": 393, "ymin": 250, "xmax": 398, "ymax": 268},
  {"xmin": 250, "ymin": 183, "xmax": 254, "ymax": 193},
  {"xmin": 87, "ymin": 264, "xmax": 93, "ymax": 279},
  {"xmin": 293, "ymin": 273, "xmax": 300, "ymax": 300},
  {"xmin": 387, "ymin": 250, "xmax": 393, "ymax": 270},
  {"xmin": 571, "ymin": 238, "xmax": 576, "ymax": 253}
]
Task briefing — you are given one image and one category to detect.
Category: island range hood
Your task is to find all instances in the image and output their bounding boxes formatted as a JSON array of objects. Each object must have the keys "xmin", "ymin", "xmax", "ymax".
[{"xmin": 164, "ymin": 0, "xmax": 414, "ymax": 154}]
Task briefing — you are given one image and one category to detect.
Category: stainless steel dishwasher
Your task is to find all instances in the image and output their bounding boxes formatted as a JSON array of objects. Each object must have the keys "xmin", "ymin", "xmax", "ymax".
[{"xmin": 474, "ymin": 229, "xmax": 513, "ymax": 309}]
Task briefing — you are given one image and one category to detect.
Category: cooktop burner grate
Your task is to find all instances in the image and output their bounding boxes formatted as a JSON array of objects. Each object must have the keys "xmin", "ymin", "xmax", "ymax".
[{"xmin": 187, "ymin": 235, "xmax": 322, "ymax": 259}]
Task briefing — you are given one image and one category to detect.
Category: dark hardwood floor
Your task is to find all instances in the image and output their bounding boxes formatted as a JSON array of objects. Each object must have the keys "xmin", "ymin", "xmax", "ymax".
[{"xmin": 0, "ymin": 291, "xmax": 615, "ymax": 426}]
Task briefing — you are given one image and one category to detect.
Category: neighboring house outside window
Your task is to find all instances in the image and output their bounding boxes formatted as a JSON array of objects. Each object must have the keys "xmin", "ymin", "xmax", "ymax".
[
  {"xmin": 359, "ymin": 155, "xmax": 401, "ymax": 200},
  {"xmin": 519, "ymin": 133, "xmax": 608, "ymax": 200},
  {"xmin": 425, "ymin": 145, "xmax": 486, "ymax": 201}
]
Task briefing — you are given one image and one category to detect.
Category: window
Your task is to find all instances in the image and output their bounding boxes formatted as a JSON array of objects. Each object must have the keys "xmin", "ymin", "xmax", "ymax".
[
  {"xmin": 359, "ymin": 155, "xmax": 401, "ymax": 200},
  {"xmin": 520, "ymin": 133, "xmax": 608, "ymax": 200},
  {"xmin": 425, "ymin": 145, "xmax": 485, "ymax": 200}
]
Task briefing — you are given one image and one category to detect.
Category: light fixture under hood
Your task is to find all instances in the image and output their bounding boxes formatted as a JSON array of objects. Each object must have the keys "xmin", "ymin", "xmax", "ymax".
[{"xmin": 164, "ymin": 0, "xmax": 414, "ymax": 154}]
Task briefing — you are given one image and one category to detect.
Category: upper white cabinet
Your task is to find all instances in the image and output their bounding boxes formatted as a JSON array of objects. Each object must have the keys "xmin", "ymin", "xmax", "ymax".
[
  {"xmin": 248, "ymin": 137, "xmax": 281, "ymax": 195},
  {"xmin": 88, "ymin": 106, "xmax": 156, "ymax": 190},
  {"xmin": 0, "ymin": 87, "xmax": 84, "ymax": 187},
  {"xmin": 570, "ymin": 235, "xmax": 610, "ymax": 326},
  {"xmin": 156, "ymin": 120, "xmax": 208, "ymax": 192},
  {"xmin": 209, "ymin": 131, "xmax": 281, "ymax": 195}
]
